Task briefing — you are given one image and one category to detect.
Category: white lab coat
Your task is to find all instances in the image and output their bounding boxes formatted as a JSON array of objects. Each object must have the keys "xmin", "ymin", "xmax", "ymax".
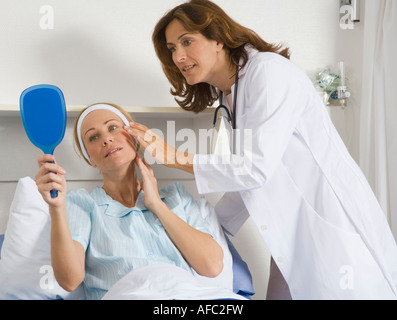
[{"xmin": 193, "ymin": 47, "xmax": 397, "ymax": 299}]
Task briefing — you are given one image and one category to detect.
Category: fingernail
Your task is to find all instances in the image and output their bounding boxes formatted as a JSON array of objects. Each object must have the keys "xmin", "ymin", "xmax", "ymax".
[
  {"xmin": 128, "ymin": 129, "xmax": 133, "ymax": 133},
  {"xmin": 124, "ymin": 125, "xmax": 129, "ymax": 129},
  {"xmin": 130, "ymin": 122, "xmax": 134, "ymax": 126}
]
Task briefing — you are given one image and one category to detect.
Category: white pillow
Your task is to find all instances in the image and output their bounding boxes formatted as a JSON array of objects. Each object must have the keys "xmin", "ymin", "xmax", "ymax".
[{"xmin": 0, "ymin": 176, "xmax": 84, "ymax": 300}]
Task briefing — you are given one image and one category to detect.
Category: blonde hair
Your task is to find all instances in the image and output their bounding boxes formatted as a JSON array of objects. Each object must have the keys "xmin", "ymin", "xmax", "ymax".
[{"xmin": 74, "ymin": 102, "xmax": 140, "ymax": 165}]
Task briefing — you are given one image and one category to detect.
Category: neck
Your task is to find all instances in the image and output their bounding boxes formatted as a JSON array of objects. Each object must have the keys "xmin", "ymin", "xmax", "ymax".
[
  {"xmin": 101, "ymin": 163, "xmax": 140, "ymax": 208},
  {"xmin": 210, "ymin": 51, "xmax": 237, "ymax": 95}
]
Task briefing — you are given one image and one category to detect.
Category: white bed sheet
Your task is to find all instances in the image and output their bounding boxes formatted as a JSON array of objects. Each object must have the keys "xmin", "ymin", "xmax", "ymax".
[{"xmin": 102, "ymin": 264, "xmax": 247, "ymax": 300}]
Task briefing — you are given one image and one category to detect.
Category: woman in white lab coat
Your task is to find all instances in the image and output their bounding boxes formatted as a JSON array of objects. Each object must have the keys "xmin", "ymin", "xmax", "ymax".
[{"xmin": 127, "ymin": 0, "xmax": 397, "ymax": 299}]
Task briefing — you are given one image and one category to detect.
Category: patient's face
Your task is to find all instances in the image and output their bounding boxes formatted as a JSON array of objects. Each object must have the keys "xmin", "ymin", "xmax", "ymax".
[{"xmin": 81, "ymin": 109, "xmax": 137, "ymax": 172}]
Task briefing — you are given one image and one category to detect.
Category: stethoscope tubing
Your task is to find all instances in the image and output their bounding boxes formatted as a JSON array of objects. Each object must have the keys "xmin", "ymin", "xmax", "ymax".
[{"xmin": 212, "ymin": 65, "xmax": 239, "ymax": 130}]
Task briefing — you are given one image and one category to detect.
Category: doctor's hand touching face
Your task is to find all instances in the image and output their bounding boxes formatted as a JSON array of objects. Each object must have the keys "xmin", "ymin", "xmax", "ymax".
[{"xmin": 125, "ymin": 122, "xmax": 194, "ymax": 174}]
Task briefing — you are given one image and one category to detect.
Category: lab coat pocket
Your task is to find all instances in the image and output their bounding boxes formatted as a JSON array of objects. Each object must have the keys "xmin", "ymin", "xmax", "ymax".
[{"xmin": 296, "ymin": 203, "xmax": 396, "ymax": 299}]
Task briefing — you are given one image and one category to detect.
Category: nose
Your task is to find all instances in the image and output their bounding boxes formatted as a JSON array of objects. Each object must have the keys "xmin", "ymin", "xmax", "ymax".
[
  {"xmin": 102, "ymin": 135, "xmax": 113, "ymax": 146},
  {"xmin": 174, "ymin": 47, "xmax": 186, "ymax": 64}
]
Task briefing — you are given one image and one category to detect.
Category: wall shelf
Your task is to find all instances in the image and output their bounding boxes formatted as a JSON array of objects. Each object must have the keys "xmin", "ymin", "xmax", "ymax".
[{"xmin": 0, "ymin": 104, "xmax": 214, "ymax": 118}]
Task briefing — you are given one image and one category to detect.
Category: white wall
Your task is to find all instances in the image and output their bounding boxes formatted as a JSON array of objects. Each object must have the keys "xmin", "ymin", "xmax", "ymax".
[{"xmin": 0, "ymin": 0, "xmax": 364, "ymax": 299}]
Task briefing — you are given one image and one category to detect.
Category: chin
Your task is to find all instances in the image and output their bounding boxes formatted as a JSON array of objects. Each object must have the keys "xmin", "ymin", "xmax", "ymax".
[
  {"xmin": 108, "ymin": 153, "xmax": 136, "ymax": 166},
  {"xmin": 104, "ymin": 159, "xmax": 135, "ymax": 173},
  {"xmin": 185, "ymin": 73, "xmax": 203, "ymax": 86},
  {"xmin": 185, "ymin": 78, "xmax": 196, "ymax": 86}
]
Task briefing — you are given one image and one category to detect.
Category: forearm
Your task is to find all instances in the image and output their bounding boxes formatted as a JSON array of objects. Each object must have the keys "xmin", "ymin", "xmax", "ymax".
[
  {"xmin": 134, "ymin": 156, "xmax": 221, "ymax": 276},
  {"xmin": 168, "ymin": 151, "xmax": 194, "ymax": 174},
  {"xmin": 49, "ymin": 205, "xmax": 85, "ymax": 291},
  {"xmin": 153, "ymin": 202, "xmax": 223, "ymax": 278}
]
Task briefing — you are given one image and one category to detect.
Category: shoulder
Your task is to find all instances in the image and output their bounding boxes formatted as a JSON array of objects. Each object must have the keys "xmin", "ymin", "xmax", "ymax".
[
  {"xmin": 66, "ymin": 188, "xmax": 97, "ymax": 211},
  {"xmin": 159, "ymin": 182, "xmax": 191, "ymax": 200},
  {"xmin": 159, "ymin": 182, "xmax": 196, "ymax": 209},
  {"xmin": 245, "ymin": 45, "xmax": 291, "ymax": 67},
  {"xmin": 244, "ymin": 46, "xmax": 303, "ymax": 75},
  {"xmin": 66, "ymin": 187, "xmax": 93, "ymax": 201},
  {"xmin": 243, "ymin": 47, "xmax": 311, "ymax": 88}
]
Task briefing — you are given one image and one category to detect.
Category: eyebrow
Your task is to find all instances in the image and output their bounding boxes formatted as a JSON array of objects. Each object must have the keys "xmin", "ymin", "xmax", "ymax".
[
  {"xmin": 166, "ymin": 32, "xmax": 190, "ymax": 46},
  {"xmin": 84, "ymin": 119, "xmax": 119, "ymax": 138}
]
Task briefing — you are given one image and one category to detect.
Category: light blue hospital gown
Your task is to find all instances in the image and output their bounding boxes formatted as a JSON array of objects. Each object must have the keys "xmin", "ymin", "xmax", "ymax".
[{"xmin": 66, "ymin": 182, "xmax": 212, "ymax": 300}]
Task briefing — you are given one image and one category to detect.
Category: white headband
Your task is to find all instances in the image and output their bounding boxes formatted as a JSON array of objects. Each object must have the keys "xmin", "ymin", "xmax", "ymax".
[{"xmin": 77, "ymin": 104, "xmax": 131, "ymax": 162}]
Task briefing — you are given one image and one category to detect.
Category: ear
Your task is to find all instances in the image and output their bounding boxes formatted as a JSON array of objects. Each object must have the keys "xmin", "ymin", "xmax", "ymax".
[{"xmin": 215, "ymin": 41, "xmax": 224, "ymax": 52}]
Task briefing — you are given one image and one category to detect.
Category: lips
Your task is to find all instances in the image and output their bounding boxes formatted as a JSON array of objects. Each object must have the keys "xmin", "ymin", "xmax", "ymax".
[
  {"xmin": 182, "ymin": 64, "xmax": 195, "ymax": 73},
  {"xmin": 105, "ymin": 147, "xmax": 122, "ymax": 158}
]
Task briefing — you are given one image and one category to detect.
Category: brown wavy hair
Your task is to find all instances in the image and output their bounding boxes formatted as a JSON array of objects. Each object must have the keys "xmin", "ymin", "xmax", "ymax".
[{"xmin": 152, "ymin": 0, "xmax": 290, "ymax": 113}]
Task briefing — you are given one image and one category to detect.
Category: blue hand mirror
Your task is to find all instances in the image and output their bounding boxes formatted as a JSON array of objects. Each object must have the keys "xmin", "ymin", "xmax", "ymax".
[{"xmin": 20, "ymin": 84, "xmax": 67, "ymax": 198}]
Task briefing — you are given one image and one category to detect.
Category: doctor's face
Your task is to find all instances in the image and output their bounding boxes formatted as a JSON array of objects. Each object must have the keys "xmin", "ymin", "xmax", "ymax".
[
  {"xmin": 81, "ymin": 110, "xmax": 137, "ymax": 172},
  {"xmin": 165, "ymin": 19, "xmax": 224, "ymax": 86}
]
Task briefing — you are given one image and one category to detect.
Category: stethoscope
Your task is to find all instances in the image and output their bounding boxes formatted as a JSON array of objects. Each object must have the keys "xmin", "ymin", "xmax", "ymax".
[
  {"xmin": 212, "ymin": 65, "xmax": 239, "ymax": 130},
  {"xmin": 212, "ymin": 65, "xmax": 239, "ymax": 153}
]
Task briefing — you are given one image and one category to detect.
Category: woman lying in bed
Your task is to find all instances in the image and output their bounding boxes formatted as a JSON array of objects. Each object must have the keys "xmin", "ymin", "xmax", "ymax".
[{"xmin": 35, "ymin": 103, "xmax": 224, "ymax": 300}]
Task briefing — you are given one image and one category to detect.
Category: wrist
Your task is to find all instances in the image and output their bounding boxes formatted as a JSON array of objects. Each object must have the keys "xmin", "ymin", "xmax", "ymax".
[
  {"xmin": 173, "ymin": 151, "xmax": 194, "ymax": 173},
  {"xmin": 49, "ymin": 202, "xmax": 67, "ymax": 217},
  {"xmin": 150, "ymin": 200, "xmax": 169, "ymax": 217}
]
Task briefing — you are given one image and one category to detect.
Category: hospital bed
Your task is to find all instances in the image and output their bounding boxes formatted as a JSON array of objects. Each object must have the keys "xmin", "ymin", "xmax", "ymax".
[{"xmin": 0, "ymin": 177, "xmax": 254, "ymax": 300}]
